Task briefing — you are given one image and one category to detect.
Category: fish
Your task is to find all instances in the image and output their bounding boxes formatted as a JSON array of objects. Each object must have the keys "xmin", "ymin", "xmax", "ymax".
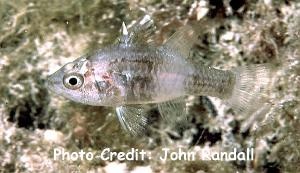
[{"xmin": 47, "ymin": 15, "xmax": 273, "ymax": 135}]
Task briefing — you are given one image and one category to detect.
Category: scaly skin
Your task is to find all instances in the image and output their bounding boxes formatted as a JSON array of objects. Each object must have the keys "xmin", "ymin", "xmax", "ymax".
[{"xmin": 47, "ymin": 44, "xmax": 236, "ymax": 106}]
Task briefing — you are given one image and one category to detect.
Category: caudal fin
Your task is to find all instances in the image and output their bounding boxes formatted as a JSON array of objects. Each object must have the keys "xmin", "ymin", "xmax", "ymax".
[{"xmin": 227, "ymin": 64, "xmax": 274, "ymax": 113}]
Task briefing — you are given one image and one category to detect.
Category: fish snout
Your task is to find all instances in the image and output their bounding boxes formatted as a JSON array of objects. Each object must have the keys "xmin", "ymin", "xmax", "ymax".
[{"xmin": 46, "ymin": 74, "xmax": 60, "ymax": 91}]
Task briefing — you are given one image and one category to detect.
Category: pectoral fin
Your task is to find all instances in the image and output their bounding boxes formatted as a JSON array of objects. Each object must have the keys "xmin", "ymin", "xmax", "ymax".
[{"xmin": 115, "ymin": 105, "xmax": 148, "ymax": 136}]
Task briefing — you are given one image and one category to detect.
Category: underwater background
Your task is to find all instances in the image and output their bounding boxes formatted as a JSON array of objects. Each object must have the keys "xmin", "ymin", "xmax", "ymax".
[{"xmin": 0, "ymin": 0, "xmax": 299, "ymax": 172}]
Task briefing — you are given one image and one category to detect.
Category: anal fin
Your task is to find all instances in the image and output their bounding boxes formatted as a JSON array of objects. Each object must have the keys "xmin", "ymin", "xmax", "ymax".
[{"xmin": 158, "ymin": 98, "xmax": 188, "ymax": 128}]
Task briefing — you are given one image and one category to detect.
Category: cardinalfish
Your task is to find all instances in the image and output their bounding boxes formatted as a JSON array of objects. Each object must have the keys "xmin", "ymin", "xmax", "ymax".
[{"xmin": 47, "ymin": 15, "xmax": 274, "ymax": 135}]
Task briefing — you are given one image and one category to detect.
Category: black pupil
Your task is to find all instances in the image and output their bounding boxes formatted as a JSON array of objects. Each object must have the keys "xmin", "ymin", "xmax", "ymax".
[{"xmin": 69, "ymin": 77, "xmax": 78, "ymax": 86}]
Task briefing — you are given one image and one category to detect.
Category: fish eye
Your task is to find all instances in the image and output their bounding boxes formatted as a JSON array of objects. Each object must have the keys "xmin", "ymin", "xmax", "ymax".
[{"xmin": 63, "ymin": 73, "xmax": 84, "ymax": 90}]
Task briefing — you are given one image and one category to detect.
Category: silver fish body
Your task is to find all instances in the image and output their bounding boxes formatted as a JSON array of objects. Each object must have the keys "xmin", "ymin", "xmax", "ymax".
[
  {"xmin": 47, "ymin": 15, "xmax": 272, "ymax": 135},
  {"xmin": 47, "ymin": 44, "xmax": 234, "ymax": 106}
]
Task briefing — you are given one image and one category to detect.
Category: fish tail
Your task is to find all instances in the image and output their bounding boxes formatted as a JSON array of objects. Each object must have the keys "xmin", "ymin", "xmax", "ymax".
[{"xmin": 227, "ymin": 64, "xmax": 274, "ymax": 113}]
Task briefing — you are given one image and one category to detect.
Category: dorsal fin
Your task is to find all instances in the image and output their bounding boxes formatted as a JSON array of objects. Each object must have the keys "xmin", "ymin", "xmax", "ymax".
[
  {"xmin": 118, "ymin": 15, "xmax": 155, "ymax": 46},
  {"xmin": 163, "ymin": 25, "xmax": 197, "ymax": 58},
  {"xmin": 121, "ymin": 22, "xmax": 129, "ymax": 36}
]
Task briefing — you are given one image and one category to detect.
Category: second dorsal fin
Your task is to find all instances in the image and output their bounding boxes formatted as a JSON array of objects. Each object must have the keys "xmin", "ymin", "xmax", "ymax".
[{"xmin": 163, "ymin": 25, "xmax": 197, "ymax": 58}]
